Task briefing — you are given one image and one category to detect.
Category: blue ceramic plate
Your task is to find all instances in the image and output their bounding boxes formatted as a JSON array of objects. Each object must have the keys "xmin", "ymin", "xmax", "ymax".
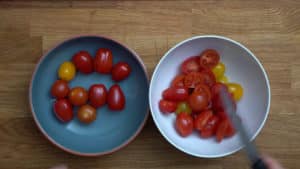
[{"xmin": 29, "ymin": 36, "xmax": 149, "ymax": 156}]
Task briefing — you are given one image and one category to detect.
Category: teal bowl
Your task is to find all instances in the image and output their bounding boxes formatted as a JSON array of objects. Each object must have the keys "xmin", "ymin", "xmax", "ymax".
[{"xmin": 29, "ymin": 36, "xmax": 149, "ymax": 156}]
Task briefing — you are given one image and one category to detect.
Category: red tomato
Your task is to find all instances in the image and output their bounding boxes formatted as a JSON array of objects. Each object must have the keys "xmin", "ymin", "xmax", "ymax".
[
  {"xmin": 77, "ymin": 104, "xmax": 97, "ymax": 124},
  {"xmin": 184, "ymin": 72, "xmax": 205, "ymax": 88},
  {"xmin": 107, "ymin": 84, "xmax": 125, "ymax": 110},
  {"xmin": 211, "ymin": 82, "xmax": 228, "ymax": 97},
  {"xmin": 112, "ymin": 62, "xmax": 131, "ymax": 82},
  {"xmin": 94, "ymin": 48, "xmax": 113, "ymax": 74},
  {"xmin": 68, "ymin": 87, "xmax": 88, "ymax": 106},
  {"xmin": 216, "ymin": 119, "xmax": 229, "ymax": 142},
  {"xmin": 211, "ymin": 83, "xmax": 236, "ymax": 113},
  {"xmin": 51, "ymin": 80, "xmax": 70, "ymax": 99},
  {"xmin": 175, "ymin": 113, "xmax": 194, "ymax": 137},
  {"xmin": 199, "ymin": 49, "xmax": 220, "ymax": 69},
  {"xmin": 181, "ymin": 56, "xmax": 201, "ymax": 74},
  {"xmin": 225, "ymin": 121, "xmax": 236, "ymax": 137},
  {"xmin": 53, "ymin": 99, "xmax": 73, "ymax": 122},
  {"xmin": 194, "ymin": 110, "xmax": 213, "ymax": 131},
  {"xmin": 171, "ymin": 74, "xmax": 185, "ymax": 87},
  {"xmin": 201, "ymin": 69, "xmax": 216, "ymax": 87},
  {"xmin": 89, "ymin": 84, "xmax": 107, "ymax": 108},
  {"xmin": 199, "ymin": 115, "xmax": 220, "ymax": 138},
  {"xmin": 194, "ymin": 84, "xmax": 212, "ymax": 101},
  {"xmin": 159, "ymin": 99, "xmax": 177, "ymax": 114},
  {"xmin": 188, "ymin": 92, "xmax": 209, "ymax": 112},
  {"xmin": 72, "ymin": 51, "xmax": 93, "ymax": 74},
  {"xmin": 162, "ymin": 87, "xmax": 189, "ymax": 101}
]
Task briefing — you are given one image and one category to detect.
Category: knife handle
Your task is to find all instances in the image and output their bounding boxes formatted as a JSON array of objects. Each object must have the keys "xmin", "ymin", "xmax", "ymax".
[{"xmin": 252, "ymin": 158, "xmax": 268, "ymax": 169}]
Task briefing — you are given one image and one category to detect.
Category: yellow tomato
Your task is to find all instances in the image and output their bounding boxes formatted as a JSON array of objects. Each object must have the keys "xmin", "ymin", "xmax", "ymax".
[
  {"xmin": 218, "ymin": 75, "xmax": 229, "ymax": 83},
  {"xmin": 212, "ymin": 62, "xmax": 225, "ymax": 79},
  {"xmin": 58, "ymin": 62, "xmax": 76, "ymax": 81},
  {"xmin": 226, "ymin": 83, "xmax": 243, "ymax": 101}
]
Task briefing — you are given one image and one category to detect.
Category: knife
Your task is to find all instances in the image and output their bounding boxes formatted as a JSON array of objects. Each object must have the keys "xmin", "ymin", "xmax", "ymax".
[{"xmin": 219, "ymin": 88, "xmax": 268, "ymax": 169}]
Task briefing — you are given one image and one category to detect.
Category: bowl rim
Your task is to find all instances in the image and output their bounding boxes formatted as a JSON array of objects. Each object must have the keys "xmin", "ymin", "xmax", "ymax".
[
  {"xmin": 29, "ymin": 35, "xmax": 150, "ymax": 156},
  {"xmin": 149, "ymin": 35, "xmax": 271, "ymax": 158}
]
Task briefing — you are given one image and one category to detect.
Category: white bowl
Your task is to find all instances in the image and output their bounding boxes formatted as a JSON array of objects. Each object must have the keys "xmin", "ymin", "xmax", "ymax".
[{"xmin": 149, "ymin": 35, "xmax": 271, "ymax": 158}]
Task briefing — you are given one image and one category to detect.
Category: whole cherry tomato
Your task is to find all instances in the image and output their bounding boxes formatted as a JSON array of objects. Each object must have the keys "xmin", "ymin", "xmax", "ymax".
[
  {"xmin": 188, "ymin": 92, "xmax": 209, "ymax": 112},
  {"xmin": 194, "ymin": 110, "xmax": 213, "ymax": 131},
  {"xmin": 212, "ymin": 83, "xmax": 236, "ymax": 113},
  {"xmin": 181, "ymin": 56, "xmax": 201, "ymax": 74},
  {"xmin": 53, "ymin": 99, "xmax": 73, "ymax": 122},
  {"xmin": 58, "ymin": 62, "xmax": 76, "ymax": 81},
  {"xmin": 218, "ymin": 75, "xmax": 228, "ymax": 83},
  {"xmin": 72, "ymin": 51, "xmax": 93, "ymax": 74},
  {"xmin": 226, "ymin": 83, "xmax": 244, "ymax": 101},
  {"xmin": 51, "ymin": 80, "xmax": 70, "ymax": 99},
  {"xmin": 77, "ymin": 104, "xmax": 97, "ymax": 124},
  {"xmin": 199, "ymin": 49, "xmax": 220, "ymax": 69},
  {"xmin": 94, "ymin": 48, "xmax": 113, "ymax": 74},
  {"xmin": 89, "ymin": 84, "xmax": 107, "ymax": 108},
  {"xmin": 171, "ymin": 74, "xmax": 185, "ymax": 87},
  {"xmin": 107, "ymin": 84, "xmax": 125, "ymax": 111},
  {"xmin": 212, "ymin": 62, "xmax": 225, "ymax": 79},
  {"xmin": 199, "ymin": 115, "xmax": 220, "ymax": 138},
  {"xmin": 175, "ymin": 113, "xmax": 194, "ymax": 137},
  {"xmin": 68, "ymin": 87, "xmax": 88, "ymax": 106},
  {"xmin": 194, "ymin": 84, "xmax": 212, "ymax": 101},
  {"xmin": 159, "ymin": 99, "xmax": 177, "ymax": 114},
  {"xmin": 200, "ymin": 69, "xmax": 216, "ymax": 88},
  {"xmin": 162, "ymin": 87, "xmax": 189, "ymax": 101},
  {"xmin": 111, "ymin": 62, "xmax": 131, "ymax": 82}
]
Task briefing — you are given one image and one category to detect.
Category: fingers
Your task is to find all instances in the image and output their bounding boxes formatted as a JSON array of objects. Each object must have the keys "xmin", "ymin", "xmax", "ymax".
[
  {"xmin": 261, "ymin": 155, "xmax": 284, "ymax": 169},
  {"xmin": 50, "ymin": 164, "xmax": 68, "ymax": 169}
]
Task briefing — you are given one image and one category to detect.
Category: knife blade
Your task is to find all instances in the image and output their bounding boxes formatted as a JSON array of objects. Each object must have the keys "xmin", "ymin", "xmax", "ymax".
[{"xmin": 219, "ymin": 88, "xmax": 268, "ymax": 169}]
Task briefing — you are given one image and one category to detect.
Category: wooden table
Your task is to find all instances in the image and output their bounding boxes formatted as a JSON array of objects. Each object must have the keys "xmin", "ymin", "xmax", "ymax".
[{"xmin": 0, "ymin": 1, "xmax": 299, "ymax": 169}]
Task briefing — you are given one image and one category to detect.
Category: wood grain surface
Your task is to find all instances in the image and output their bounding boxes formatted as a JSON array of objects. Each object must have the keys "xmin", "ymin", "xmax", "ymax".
[{"xmin": 0, "ymin": 1, "xmax": 300, "ymax": 169}]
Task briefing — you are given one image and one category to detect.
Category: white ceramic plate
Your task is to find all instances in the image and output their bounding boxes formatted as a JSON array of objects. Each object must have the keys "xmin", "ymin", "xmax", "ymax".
[{"xmin": 149, "ymin": 35, "xmax": 271, "ymax": 158}]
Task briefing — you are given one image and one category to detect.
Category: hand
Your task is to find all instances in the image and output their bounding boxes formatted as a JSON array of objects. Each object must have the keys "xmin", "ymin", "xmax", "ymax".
[
  {"xmin": 50, "ymin": 165, "xmax": 68, "ymax": 169},
  {"xmin": 262, "ymin": 155, "xmax": 285, "ymax": 169}
]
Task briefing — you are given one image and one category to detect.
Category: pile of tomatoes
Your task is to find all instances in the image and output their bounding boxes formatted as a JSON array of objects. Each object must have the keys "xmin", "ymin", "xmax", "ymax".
[
  {"xmin": 51, "ymin": 48, "xmax": 131, "ymax": 124},
  {"xmin": 159, "ymin": 49, "xmax": 244, "ymax": 142}
]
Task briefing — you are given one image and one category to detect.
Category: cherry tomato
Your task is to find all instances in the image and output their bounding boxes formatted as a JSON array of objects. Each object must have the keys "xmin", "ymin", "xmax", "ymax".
[
  {"xmin": 194, "ymin": 110, "xmax": 213, "ymax": 131},
  {"xmin": 199, "ymin": 115, "xmax": 220, "ymax": 138},
  {"xmin": 171, "ymin": 74, "xmax": 185, "ymax": 87},
  {"xmin": 68, "ymin": 87, "xmax": 88, "ymax": 106},
  {"xmin": 53, "ymin": 99, "xmax": 73, "ymax": 122},
  {"xmin": 201, "ymin": 69, "xmax": 216, "ymax": 87},
  {"xmin": 212, "ymin": 62, "xmax": 225, "ymax": 79},
  {"xmin": 107, "ymin": 84, "xmax": 125, "ymax": 111},
  {"xmin": 72, "ymin": 51, "xmax": 93, "ymax": 74},
  {"xmin": 51, "ymin": 80, "xmax": 70, "ymax": 99},
  {"xmin": 225, "ymin": 121, "xmax": 236, "ymax": 137},
  {"xmin": 181, "ymin": 56, "xmax": 201, "ymax": 74},
  {"xmin": 199, "ymin": 49, "xmax": 220, "ymax": 69},
  {"xmin": 159, "ymin": 99, "xmax": 177, "ymax": 114},
  {"xmin": 175, "ymin": 113, "xmax": 194, "ymax": 137},
  {"xmin": 226, "ymin": 83, "xmax": 243, "ymax": 101},
  {"xmin": 188, "ymin": 92, "xmax": 209, "ymax": 112},
  {"xmin": 212, "ymin": 91, "xmax": 236, "ymax": 114},
  {"xmin": 77, "ymin": 104, "xmax": 97, "ymax": 124},
  {"xmin": 94, "ymin": 48, "xmax": 113, "ymax": 74},
  {"xmin": 58, "ymin": 62, "xmax": 76, "ymax": 81},
  {"xmin": 216, "ymin": 119, "xmax": 229, "ymax": 142},
  {"xmin": 112, "ymin": 62, "xmax": 131, "ymax": 82},
  {"xmin": 218, "ymin": 75, "xmax": 228, "ymax": 83},
  {"xmin": 89, "ymin": 84, "xmax": 107, "ymax": 108},
  {"xmin": 162, "ymin": 87, "xmax": 189, "ymax": 101},
  {"xmin": 184, "ymin": 72, "xmax": 204, "ymax": 88},
  {"xmin": 175, "ymin": 102, "xmax": 192, "ymax": 114},
  {"xmin": 194, "ymin": 84, "xmax": 212, "ymax": 101},
  {"xmin": 211, "ymin": 82, "xmax": 228, "ymax": 98}
]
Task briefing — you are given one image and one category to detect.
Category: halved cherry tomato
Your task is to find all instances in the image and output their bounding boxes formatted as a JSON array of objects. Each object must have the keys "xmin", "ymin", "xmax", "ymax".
[
  {"xmin": 212, "ymin": 62, "xmax": 225, "ymax": 79},
  {"xmin": 77, "ymin": 104, "xmax": 97, "ymax": 124},
  {"xmin": 162, "ymin": 87, "xmax": 189, "ymax": 101},
  {"xmin": 175, "ymin": 113, "xmax": 194, "ymax": 137},
  {"xmin": 107, "ymin": 84, "xmax": 125, "ymax": 111},
  {"xmin": 199, "ymin": 49, "xmax": 220, "ymax": 69},
  {"xmin": 53, "ymin": 99, "xmax": 73, "ymax": 122},
  {"xmin": 68, "ymin": 87, "xmax": 88, "ymax": 106},
  {"xmin": 194, "ymin": 84, "xmax": 212, "ymax": 101},
  {"xmin": 225, "ymin": 121, "xmax": 236, "ymax": 137},
  {"xmin": 175, "ymin": 102, "xmax": 192, "ymax": 114},
  {"xmin": 171, "ymin": 74, "xmax": 185, "ymax": 87},
  {"xmin": 200, "ymin": 69, "xmax": 216, "ymax": 88},
  {"xmin": 216, "ymin": 119, "xmax": 229, "ymax": 142},
  {"xmin": 159, "ymin": 99, "xmax": 177, "ymax": 114},
  {"xmin": 89, "ymin": 84, "xmax": 107, "ymax": 108},
  {"xmin": 184, "ymin": 72, "xmax": 204, "ymax": 88},
  {"xmin": 94, "ymin": 48, "xmax": 113, "ymax": 74},
  {"xmin": 226, "ymin": 83, "xmax": 243, "ymax": 101},
  {"xmin": 112, "ymin": 62, "xmax": 131, "ymax": 82},
  {"xmin": 194, "ymin": 110, "xmax": 213, "ymax": 131},
  {"xmin": 200, "ymin": 115, "xmax": 220, "ymax": 138},
  {"xmin": 51, "ymin": 80, "xmax": 70, "ymax": 99},
  {"xmin": 181, "ymin": 56, "xmax": 201, "ymax": 74},
  {"xmin": 188, "ymin": 92, "xmax": 209, "ymax": 112},
  {"xmin": 72, "ymin": 51, "xmax": 93, "ymax": 74}
]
